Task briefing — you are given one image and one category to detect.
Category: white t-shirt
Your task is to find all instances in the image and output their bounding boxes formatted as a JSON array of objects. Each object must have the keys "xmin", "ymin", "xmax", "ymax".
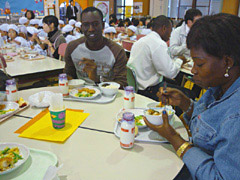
[{"xmin": 127, "ymin": 31, "xmax": 183, "ymax": 90}]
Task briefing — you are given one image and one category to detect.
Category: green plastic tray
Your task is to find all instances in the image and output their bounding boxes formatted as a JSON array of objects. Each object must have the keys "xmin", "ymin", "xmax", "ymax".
[{"xmin": 0, "ymin": 148, "xmax": 58, "ymax": 180}]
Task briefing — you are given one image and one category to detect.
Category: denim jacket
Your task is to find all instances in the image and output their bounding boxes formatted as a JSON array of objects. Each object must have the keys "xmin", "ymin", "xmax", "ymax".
[{"xmin": 182, "ymin": 77, "xmax": 240, "ymax": 180}]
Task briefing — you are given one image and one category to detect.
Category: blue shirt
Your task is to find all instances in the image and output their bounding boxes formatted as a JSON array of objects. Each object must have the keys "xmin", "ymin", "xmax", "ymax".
[{"xmin": 183, "ymin": 77, "xmax": 240, "ymax": 180}]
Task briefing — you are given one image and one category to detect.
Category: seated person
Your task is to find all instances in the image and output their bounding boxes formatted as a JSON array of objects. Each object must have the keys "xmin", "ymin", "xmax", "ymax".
[
  {"xmin": 104, "ymin": 27, "xmax": 116, "ymax": 40},
  {"xmin": 0, "ymin": 24, "xmax": 9, "ymax": 42},
  {"xmin": 26, "ymin": 27, "xmax": 47, "ymax": 56},
  {"xmin": 62, "ymin": 24, "xmax": 77, "ymax": 43},
  {"xmin": 40, "ymin": 15, "xmax": 66, "ymax": 59},
  {"xmin": 169, "ymin": 8, "xmax": 202, "ymax": 59},
  {"xmin": 146, "ymin": 13, "xmax": 240, "ymax": 180},
  {"xmin": 29, "ymin": 19, "xmax": 40, "ymax": 29},
  {"xmin": 126, "ymin": 25, "xmax": 137, "ymax": 41},
  {"xmin": 59, "ymin": 20, "xmax": 65, "ymax": 30},
  {"xmin": 127, "ymin": 15, "xmax": 191, "ymax": 101},
  {"xmin": 74, "ymin": 22, "xmax": 83, "ymax": 38},
  {"xmin": 69, "ymin": 19, "xmax": 76, "ymax": 28},
  {"xmin": 7, "ymin": 24, "xmax": 28, "ymax": 47},
  {"xmin": 19, "ymin": 17, "xmax": 28, "ymax": 38},
  {"xmin": 64, "ymin": 7, "xmax": 127, "ymax": 88}
]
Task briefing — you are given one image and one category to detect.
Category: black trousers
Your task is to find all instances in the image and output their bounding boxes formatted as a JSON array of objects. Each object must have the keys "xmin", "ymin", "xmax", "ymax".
[{"xmin": 173, "ymin": 164, "xmax": 192, "ymax": 180}]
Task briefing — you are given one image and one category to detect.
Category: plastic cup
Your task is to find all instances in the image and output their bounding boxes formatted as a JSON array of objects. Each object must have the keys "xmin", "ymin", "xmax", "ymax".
[{"xmin": 49, "ymin": 108, "xmax": 66, "ymax": 129}]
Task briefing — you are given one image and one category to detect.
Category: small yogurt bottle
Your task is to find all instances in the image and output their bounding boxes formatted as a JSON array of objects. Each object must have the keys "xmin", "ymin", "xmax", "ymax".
[
  {"xmin": 120, "ymin": 112, "xmax": 135, "ymax": 149},
  {"xmin": 59, "ymin": 73, "xmax": 69, "ymax": 96},
  {"xmin": 6, "ymin": 79, "xmax": 18, "ymax": 102},
  {"xmin": 123, "ymin": 86, "xmax": 135, "ymax": 109}
]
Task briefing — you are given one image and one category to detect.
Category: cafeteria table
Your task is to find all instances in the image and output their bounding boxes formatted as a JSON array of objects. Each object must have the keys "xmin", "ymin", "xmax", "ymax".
[{"xmin": 0, "ymin": 87, "xmax": 188, "ymax": 180}]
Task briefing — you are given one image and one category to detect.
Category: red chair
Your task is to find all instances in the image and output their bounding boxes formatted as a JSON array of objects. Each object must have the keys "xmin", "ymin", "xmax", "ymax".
[
  {"xmin": 136, "ymin": 34, "xmax": 146, "ymax": 40},
  {"xmin": 58, "ymin": 43, "xmax": 68, "ymax": 61},
  {"xmin": 122, "ymin": 40, "xmax": 134, "ymax": 52},
  {"xmin": 0, "ymin": 55, "xmax": 7, "ymax": 75}
]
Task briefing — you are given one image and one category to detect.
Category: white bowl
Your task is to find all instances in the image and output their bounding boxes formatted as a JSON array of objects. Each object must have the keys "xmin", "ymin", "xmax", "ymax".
[
  {"xmin": 68, "ymin": 79, "xmax": 85, "ymax": 88},
  {"xmin": 0, "ymin": 91, "xmax": 6, "ymax": 101},
  {"xmin": 98, "ymin": 82, "xmax": 120, "ymax": 96},
  {"xmin": 144, "ymin": 108, "xmax": 175, "ymax": 126},
  {"xmin": 147, "ymin": 102, "xmax": 173, "ymax": 109}
]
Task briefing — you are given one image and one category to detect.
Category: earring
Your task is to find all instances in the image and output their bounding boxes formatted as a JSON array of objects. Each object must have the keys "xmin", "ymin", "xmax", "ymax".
[{"xmin": 224, "ymin": 67, "xmax": 230, "ymax": 78}]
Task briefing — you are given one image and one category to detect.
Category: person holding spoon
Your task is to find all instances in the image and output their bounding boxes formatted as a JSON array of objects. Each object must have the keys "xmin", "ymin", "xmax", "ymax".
[{"xmin": 144, "ymin": 13, "xmax": 240, "ymax": 180}]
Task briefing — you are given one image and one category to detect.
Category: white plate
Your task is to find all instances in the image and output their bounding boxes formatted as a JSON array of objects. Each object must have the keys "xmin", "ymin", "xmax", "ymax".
[
  {"xmin": 0, "ymin": 143, "xmax": 30, "ymax": 175},
  {"xmin": 0, "ymin": 102, "xmax": 19, "ymax": 119},
  {"xmin": 116, "ymin": 108, "xmax": 147, "ymax": 128},
  {"xmin": 69, "ymin": 86, "xmax": 101, "ymax": 100}
]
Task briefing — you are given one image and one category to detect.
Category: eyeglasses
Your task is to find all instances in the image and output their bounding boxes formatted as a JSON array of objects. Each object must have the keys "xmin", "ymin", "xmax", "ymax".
[{"xmin": 82, "ymin": 21, "xmax": 100, "ymax": 29}]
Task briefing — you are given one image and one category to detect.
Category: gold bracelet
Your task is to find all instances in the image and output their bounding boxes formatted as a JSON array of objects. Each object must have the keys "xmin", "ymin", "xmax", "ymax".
[{"xmin": 176, "ymin": 142, "xmax": 191, "ymax": 158}]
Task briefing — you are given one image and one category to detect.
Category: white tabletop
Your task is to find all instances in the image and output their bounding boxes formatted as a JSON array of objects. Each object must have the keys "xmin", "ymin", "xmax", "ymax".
[
  {"xmin": 5, "ymin": 55, "xmax": 65, "ymax": 77},
  {"xmin": 0, "ymin": 87, "xmax": 186, "ymax": 180}
]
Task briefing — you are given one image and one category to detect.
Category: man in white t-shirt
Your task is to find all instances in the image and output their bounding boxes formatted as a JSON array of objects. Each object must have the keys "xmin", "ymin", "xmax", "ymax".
[
  {"xmin": 127, "ymin": 15, "xmax": 193, "ymax": 101},
  {"xmin": 169, "ymin": 9, "xmax": 202, "ymax": 59}
]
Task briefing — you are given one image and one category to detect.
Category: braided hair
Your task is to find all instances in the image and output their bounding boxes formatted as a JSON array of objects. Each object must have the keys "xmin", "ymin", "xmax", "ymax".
[{"xmin": 187, "ymin": 13, "xmax": 240, "ymax": 66}]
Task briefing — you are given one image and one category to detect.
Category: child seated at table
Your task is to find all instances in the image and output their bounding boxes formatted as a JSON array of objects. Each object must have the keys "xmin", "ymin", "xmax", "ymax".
[
  {"xmin": 104, "ymin": 27, "xmax": 116, "ymax": 40},
  {"xmin": 7, "ymin": 24, "xmax": 28, "ymax": 47},
  {"xmin": 29, "ymin": 19, "xmax": 40, "ymax": 29},
  {"xmin": 26, "ymin": 26, "xmax": 47, "ymax": 56},
  {"xmin": 0, "ymin": 24, "xmax": 9, "ymax": 42},
  {"xmin": 62, "ymin": 24, "xmax": 77, "ymax": 43},
  {"xmin": 126, "ymin": 25, "xmax": 137, "ymax": 41},
  {"xmin": 74, "ymin": 22, "xmax": 83, "ymax": 38},
  {"xmin": 18, "ymin": 17, "xmax": 28, "ymax": 39},
  {"xmin": 59, "ymin": 20, "xmax": 65, "ymax": 30}
]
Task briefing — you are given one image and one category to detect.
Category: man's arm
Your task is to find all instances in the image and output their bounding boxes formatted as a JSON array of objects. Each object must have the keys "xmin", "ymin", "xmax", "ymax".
[{"xmin": 63, "ymin": 43, "xmax": 77, "ymax": 79}]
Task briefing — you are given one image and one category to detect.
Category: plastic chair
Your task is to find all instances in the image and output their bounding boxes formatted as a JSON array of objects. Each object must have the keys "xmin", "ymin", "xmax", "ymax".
[
  {"xmin": 58, "ymin": 43, "xmax": 68, "ymax": 61},
  {"xmin": 122, "ymin": 40, "xmax": 134, "ymax": 52},
  {"xmin": 127, "ymin": 66, "xmax": 138, "ymax": 92},
  {"xmin": 136, "ymin": 34, "xmax": 145, "ymax": 40},
  {"xmin": 0, "ymin": 55, "xmax": 7, "ymax": 75}
]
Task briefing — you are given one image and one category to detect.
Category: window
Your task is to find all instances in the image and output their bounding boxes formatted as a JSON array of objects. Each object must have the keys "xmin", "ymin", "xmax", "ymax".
[{"xmin": 115, "ymin": 0, "xmax": 133, "ymax": 19}]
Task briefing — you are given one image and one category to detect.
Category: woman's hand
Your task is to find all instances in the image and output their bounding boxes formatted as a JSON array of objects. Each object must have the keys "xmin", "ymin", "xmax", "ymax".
[
  {"xmin": 157, "ymin": 87, "xmax": 190, "ymax": 112},
  {"xmin": 143, "ymin": 110, "xmax": 179, "ymax": 140}
]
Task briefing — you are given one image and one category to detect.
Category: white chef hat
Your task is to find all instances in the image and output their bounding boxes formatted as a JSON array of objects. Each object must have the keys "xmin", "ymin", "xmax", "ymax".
[
  {"xmin": 62, "ymin": 24, "xmax": 73, "ymax": 33},
  {"xmin": 69, "ymin": 19, "xmax": 76, "ymax": 26},
  {"xmin": 104, "ymin": 27, "xmax": 116, "ymax": 34},
  {"xmin": 27, "ymin": 26, "xmax": 39, "ymax": 35},
  {"xmin": 0, "ymin": 24, "xmax": 9, "ymax": 32},
  {"xmin": 128, "ymin": 25, "xmax": 137, "ymax": 33},
  {"xmin": 59, "ymin": 20, "xmax": 64, "ymax": 25},
  {"xmin": 7, "ymin": 24, "xmax": 19, "ymax": 34},
  {"xmin": 104, "ymin": 22, "xmax": 109, "ymax": 29},
  {"xmin": 38, "ymin": 19, "xmax": 43, "ymax": 27},
  {"xmin": 75, "ymin": 22, "xmax": 81, "ymax": 28},
  {"xmin": 30, "ymin": 19, "xmax": 40, "ymax": 25},
  {"xmin": 19, "ymin": 17, "xmax": 28, "ymax": 25}
]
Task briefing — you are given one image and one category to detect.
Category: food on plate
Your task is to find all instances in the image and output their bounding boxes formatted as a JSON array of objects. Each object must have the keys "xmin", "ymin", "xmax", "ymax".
[
  {"xmin": 135, "ymin": 126, "xmax": 138, "ymax": 136},
  {"xmin": 157, "ymin": 101, "xmax": 164, "ymax": 107},
  {"xmin": 0, "ymin": 106, "xmax": 15, "ymax": 115},
  {"xmin": 0, "ymin": 147, "xmax": 23, "ymax": 172},
  {"xmin": 0, "ymin": 104, "xmax": 6, "ymax": 110},
  {"xmin": 146, "ymin": 109, "xmax": 174, "ymax": 116},
  {"xmin": 5, "ymin": 55, "xmax": 12, "ymax": 60},
  {"xmin": 135, "ymin": 115, "xmax": 144, "ymax": 126},
  {"xmin": 17, "ymin": 97, "xmax": 27, "ymax": 108},
  {"xmin": 75, "ymin": 88, "xmax": 96, "ymax": 97},
  {"xmin": 101, "ymin": 83, "xmax": 110, "ymax": 87}
]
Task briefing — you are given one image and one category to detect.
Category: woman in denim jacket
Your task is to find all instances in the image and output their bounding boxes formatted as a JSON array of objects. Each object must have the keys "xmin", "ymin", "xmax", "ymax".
[{"xmin": 144, "ymin": 13, "xmax": 240, "ymax": 180}]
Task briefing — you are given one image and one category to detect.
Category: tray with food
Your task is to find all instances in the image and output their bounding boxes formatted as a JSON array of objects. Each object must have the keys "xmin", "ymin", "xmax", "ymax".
[
  {"xmin": 114, "ymin": 107, "xmax": 188, "ymax": 143},
  {"xmin": 4, "ymin": 55, "xmax": 14, "ymax": 62},
  {"xmin": 0, "ymin": 98, "xmax": 29, "ymax": 123},
  {"xmin": 0, "ymin": 144, "xmax": 57, "ymax": 179},
  {"xmin": 64, "ymin": 86, "xmax": 117, "ymax": 103},
  {"xmin": 20, "ymin": 54, "xmax": 45, "ymax": 61}
]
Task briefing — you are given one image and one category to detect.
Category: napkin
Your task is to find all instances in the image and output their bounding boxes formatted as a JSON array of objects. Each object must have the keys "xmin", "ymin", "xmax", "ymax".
[
  {"xmin": 15, "ymin": 108, "xmax": 89, "ymax": 142},
  {"xmin": 28, "ymin": 91, "xmax": 55, "ymax": 108}
]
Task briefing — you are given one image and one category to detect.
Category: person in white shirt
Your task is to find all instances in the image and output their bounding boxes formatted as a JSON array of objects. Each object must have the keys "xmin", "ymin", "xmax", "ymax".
[
  {"xmin": 7, "ymin": 24, "xmax": 28, "ymax": 47},
  {"xmin": 0, "ymin": 24, "xmax": 9, "ymax": 42},
  {"xmin": 127, "ymin": 15, "xmax": 192, "ymax": 101},
  {"xmin": 104, "ymin": 27, "xmax": 116, "ymax": 40},
  {"xmin": 19, "ymin": 17, "xmax": 28, "ymax": 38},
  {"xmin": 169, "ymin": 9, "xmax": 202, "ymax": 59},
  {"xmin": 69, "ymin": 19, "xmax": 76, "ymax": 28},
  {"xmin": 26, "ymin": 26, "xmax": 47, "ymax": 56},
  {"xmin": 126, "ymin": 25, "xmax": 137, "ymax": 41},
  {"xmin": 74, "ymin": 22, "xmax": 83, "ymax": 38},
  {"xmin": 62, "ymin": 24, "xmax": 77, "ymax": 43}
]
